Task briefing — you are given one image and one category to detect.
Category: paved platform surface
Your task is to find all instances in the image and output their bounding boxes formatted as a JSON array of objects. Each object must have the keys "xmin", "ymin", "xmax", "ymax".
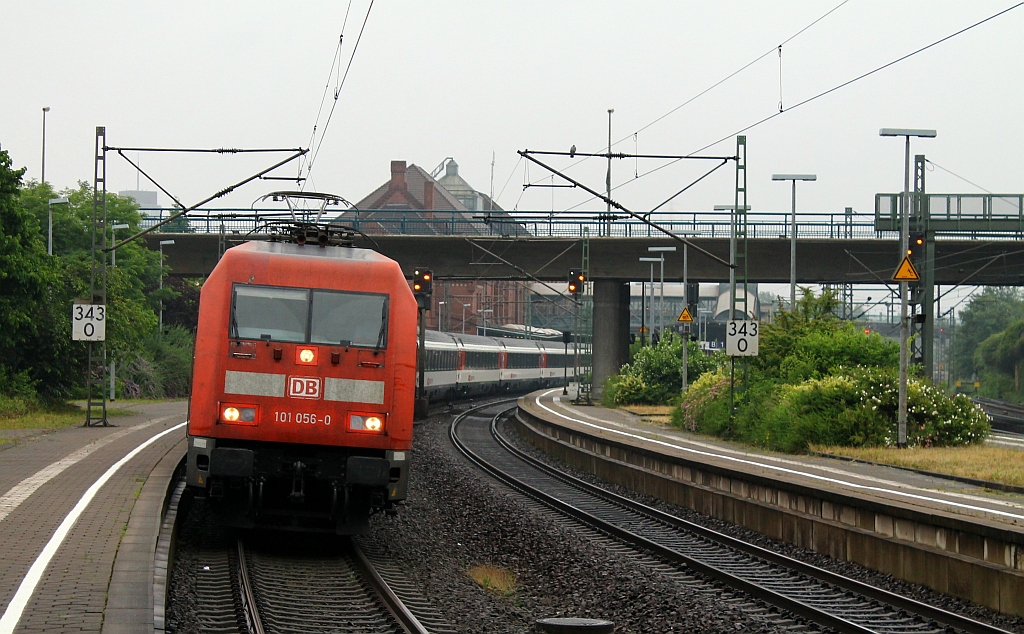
[
  {"xmin": 521, "ymin": 388, "xmax": 1024, "ymax": 532},
  {"xmin": 0, "ymin": 401, "xmax": 188, "ymax": 634}
]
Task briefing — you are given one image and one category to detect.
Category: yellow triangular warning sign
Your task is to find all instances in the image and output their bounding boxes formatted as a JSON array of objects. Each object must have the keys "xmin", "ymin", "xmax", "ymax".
[
  {"xmin": 638, "ymin": 326, "xmax": 649, "ymax": 333},
  {"xmin": 677, "ymin": 307, "xmax": 694, "ymax": 323},
  {"xmin": 892, "ymin": 256, "xmax": 920, "ymax": 282}
]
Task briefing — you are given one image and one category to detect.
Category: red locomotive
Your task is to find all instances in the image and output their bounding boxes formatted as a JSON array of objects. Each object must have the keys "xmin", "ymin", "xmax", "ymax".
[{"xmin": 186, "ymin": 229, "xmax": 416, "ymax": 533}]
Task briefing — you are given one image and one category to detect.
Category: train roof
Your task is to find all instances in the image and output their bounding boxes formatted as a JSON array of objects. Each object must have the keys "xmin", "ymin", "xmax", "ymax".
[{"xmin": 227, "ymin": 240, "xmax": 391, "ymax": 263}]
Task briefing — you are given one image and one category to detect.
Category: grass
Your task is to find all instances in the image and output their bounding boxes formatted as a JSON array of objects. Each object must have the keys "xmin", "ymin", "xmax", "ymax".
[
  {"xmin": 619, "ymin": 404, "xmax": 674, "ymax": 425},
  {"xmin": 468, "ymin": 565, "xmax": 517, "ymax": 597},
  {"xmin": 811, "ymin": 444, "xmax": 1024, "ymax": 487},
  {"xmin": 0, "ymin": 402, "xmax": 136, "ymax": 432}
]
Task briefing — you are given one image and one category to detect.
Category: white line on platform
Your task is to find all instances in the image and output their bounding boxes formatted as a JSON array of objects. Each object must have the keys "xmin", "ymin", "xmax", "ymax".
[
  {"xmin": 0, "ymin": 416, "xmax": 175, "ymax": 523},
  {"xmin": 0, "ymin": 421, "xmax": 187, "ymax": 634},
  {"xmin": 533, "ymin": 390, "xmax": 1024, "ymax": 523}
]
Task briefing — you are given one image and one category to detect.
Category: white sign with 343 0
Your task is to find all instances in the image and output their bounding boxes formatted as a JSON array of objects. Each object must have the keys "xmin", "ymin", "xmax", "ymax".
[
  {"xmin": 72, "ymin": 303, "xmax": 106, "ymax": 341},
  {"xmin": 726, "ymin": 320, "xmax": 758, "ymax": 356}
]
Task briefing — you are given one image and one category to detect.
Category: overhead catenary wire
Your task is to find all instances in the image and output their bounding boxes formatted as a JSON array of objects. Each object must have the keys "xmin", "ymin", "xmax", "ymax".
[
  {"xmin": 299, "ymin": 2, "xmax": 353, "ymax": 180},
  {"xmin": 509, "ymin": 0, "xmax": 852, "ymax": 200},
  {"xmin": 560, "ymin": 2, "xmax": 1024, "ymax": 213},
  {"xmin": 302, "ymin": 0, "xmax": 375, "ymax": 189}
]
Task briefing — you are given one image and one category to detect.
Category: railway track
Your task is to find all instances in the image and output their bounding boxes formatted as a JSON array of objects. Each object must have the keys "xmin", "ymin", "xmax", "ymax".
[
  {"xmin": 974, "ymin": 397, "xmax": 1024, "ymax": 434},
  {"xmin": 450, "ymin": 401, "xmax": 1014, "ymax": 634},
  {"xmin": 178, "ymin": 516, "xmax": 449, "ymax": 634}
]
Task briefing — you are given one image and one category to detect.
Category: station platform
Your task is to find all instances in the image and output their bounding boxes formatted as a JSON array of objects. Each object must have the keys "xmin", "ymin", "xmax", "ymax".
[
  {"xmin": 0, "ymin": 401, "xmax": 188, "ymax": 634},
  {"xmin": 517, "ymin": 388, "xmax": 1024, "ymax": 616}
]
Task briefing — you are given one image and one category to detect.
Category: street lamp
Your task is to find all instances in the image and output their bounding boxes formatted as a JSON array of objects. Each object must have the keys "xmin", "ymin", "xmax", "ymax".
[
  {"xmin": 772, "ymin": 174, "xmax": 816, "ymax": 309},
  {"xmin": 640, "ymin": 257, "xmax": 660, "ymax": 343},
  {"xmin": 159, "ymin": 240, "xmax": 175, "ymax": 335},
  {"xmin": 41, "ymin": 107, "xmax": 50, "ymax": 184},
  {"xmin": 47, "ymin": 197, "xmax": 68, "ymax": 255},
  {"xmin": 648, "ymin": 246, "xmax": 676, "ymax": 336},
  {"xmin": 459, "ymin": 302, "xmax": 471, "ymax": 334},
  {"xmin": 110, "ymin": 224, "xmax": 129, "ymax": 267},
  {"xmin": 478, "ymin": 308, "xmax": 493, "ymax": 336},
  {"xmin": 880, "ymin": 128, "xmax": 936, "ymax": 448},
  {"xmin": 438, "ymin": 301, "xmax": 447, "ymax": 331}
]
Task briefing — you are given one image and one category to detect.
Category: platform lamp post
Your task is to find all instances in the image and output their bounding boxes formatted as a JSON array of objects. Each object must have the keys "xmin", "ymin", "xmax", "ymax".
[
  {"xmin": 47, "ymin": 197, "xmax": 68, "ymax": 255},
  {"xmin": 880, "ymin": 128, "xmax": 936, "ymax": 448},
  {"xmin": 460, "ymin": 302, "xmax": 470, "ymax": 334},
  {"xmin": 158, "ymin": 240, "xmax": 175, "ymax": 337},
  {"xmin": 478, "ymin": 308, "xmax": 492, "ymax": 336},
  {"xmin": 648, "ymin": 246, "xmax": 676, "ymax": 336},
  {"xmin": 41, "ymin": 106, "xmax": 50, "ymax": 183},
  {"xmin": 771, "ymin": 173, "xmax": 816, "ymax": 309},
  {"xmin": 640, "ymin": 257, "xmax": 660, "ymax": 343},
  {"xmin": 107, "ymin": 224, "xmax": 129, "ymax": 400},
  {"xmin": 438, "ymin": 301, "xmax": 447, "ymax": 331}
]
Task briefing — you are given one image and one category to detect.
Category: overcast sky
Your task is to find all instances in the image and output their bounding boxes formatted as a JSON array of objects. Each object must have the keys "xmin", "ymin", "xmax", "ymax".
[{"xmin": 3, "ymin": 1, "xmax": 1022, "ymax": 309}]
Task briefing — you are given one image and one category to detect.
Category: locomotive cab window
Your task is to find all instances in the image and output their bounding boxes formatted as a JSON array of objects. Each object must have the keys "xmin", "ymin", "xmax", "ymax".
[
  {"xmin": 231, "ymin": 286, "xmax": 309, "ymax": 342},
  {"xmin": 230, "ymin": 284, "xmax": 388, "ymax": 349},
  {"xmin": 311, "ymin": 291, "xmax": 387, "ymax": 348}
]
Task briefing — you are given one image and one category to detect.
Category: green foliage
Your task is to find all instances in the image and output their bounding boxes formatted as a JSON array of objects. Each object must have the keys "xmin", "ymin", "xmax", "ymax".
[
  {"xmin": 120, "ymin": 326, "xmax": 195, "ymax": 399},
  {"xmin": 975, "ymin": 318, "xmax": 1024, "ymax": 399},
  {"xmin": 677, "ymin": 289, "xmax": 988, "ymax": 451},
  {"xmin": 0, "ymin": 151, "xmax": 58, "ymax": 398},
  {"xmin": 672, "ymin": 368, "xmax": 729, "ymax": 432},
  {"xmin": 951, "ymin": 287, "xmax": 1024, "ymax": 386},
  {"xmin": 0, "ymin": 150, "xmax": 191, "ymax": 402},
  {"xmin": 612, "ymin": 334, "xmax": 722, "ymax": 405}
]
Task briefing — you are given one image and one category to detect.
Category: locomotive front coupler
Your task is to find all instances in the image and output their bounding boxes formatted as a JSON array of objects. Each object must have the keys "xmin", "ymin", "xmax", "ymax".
[{"xmin": 289, "ymin": 461, "xmax": 307, "ymax": 503}]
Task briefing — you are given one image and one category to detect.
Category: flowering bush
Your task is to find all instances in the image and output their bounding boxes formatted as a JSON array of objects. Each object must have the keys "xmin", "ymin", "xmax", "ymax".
[
  {"xmin": 672, "ymin": 369, "xmax": 729, "ymax": 432},
  {"xmin": 712, "ymin": 366, "xmax": 990, "ymax": 452},
  {"xmin": 613, "ymin": 334, "xmax": 722, "ymax": 405},
  {"xmin": 672, "ymin": 290, "xmax": 989, "ymax": 451}
]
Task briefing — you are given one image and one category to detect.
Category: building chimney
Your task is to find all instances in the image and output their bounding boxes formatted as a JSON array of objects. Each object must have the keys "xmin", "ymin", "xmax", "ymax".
[
  {"xmin": 423, "ymin": 180, "xmax": 434, "ymax": 210},
  {"xmin": 390, "ymin": 161, "xmax": 407, "ymax": 191}
]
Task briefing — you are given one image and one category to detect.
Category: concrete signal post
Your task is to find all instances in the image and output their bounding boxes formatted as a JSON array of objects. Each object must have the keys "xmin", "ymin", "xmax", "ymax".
[{"xmin": 880, "ymin": 128, "xmax": 936, "ymax": 448}]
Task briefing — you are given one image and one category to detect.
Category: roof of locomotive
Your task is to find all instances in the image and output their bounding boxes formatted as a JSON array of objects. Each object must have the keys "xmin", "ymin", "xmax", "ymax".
[{"xmin": 225, "ymin": 239, "xmax": 392, "ymax": 263}]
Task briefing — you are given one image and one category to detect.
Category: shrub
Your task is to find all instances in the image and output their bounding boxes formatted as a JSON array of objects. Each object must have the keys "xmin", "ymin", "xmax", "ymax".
[
  {"xmin": 673, "ymin": 368, "xmax": 728, "ymax": 432},
  {"xmin": 725, "ymin": 366, "xmax": 989, "ymax": 452},
  {"xmin": 614, "ymin": 334, "xmax": 722, "ymax": 405}
]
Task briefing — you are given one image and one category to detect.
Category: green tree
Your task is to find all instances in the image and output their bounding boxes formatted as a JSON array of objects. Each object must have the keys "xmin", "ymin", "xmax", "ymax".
[
  {"xmin": 0, "ymin": 149, "xmax": 58, "ymax": 396},
  {"xmin": 950, "ymin": 287, "xmax": 1024, "ymax": 385},
  {"xmin": 12, "ymin": 179, "xmax": 171, "ymax": 399}
]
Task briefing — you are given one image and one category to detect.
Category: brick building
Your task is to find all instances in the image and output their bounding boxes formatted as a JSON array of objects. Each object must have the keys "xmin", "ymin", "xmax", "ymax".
[{"xmin": 339, "ymin": 160, "xmax": 527, "ymax": 331}]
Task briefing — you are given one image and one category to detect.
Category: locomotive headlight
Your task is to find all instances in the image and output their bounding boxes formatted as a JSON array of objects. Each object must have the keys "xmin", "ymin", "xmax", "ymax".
[
  {"xmin": 348, "ymin": 413, "xmax": 385, "ymax": 433},
  {"xmin": 221, "ymin": 404, "xmax": 257, "ymax": 425},
  {"xmin": 296, "ymin": 347, "xmax": 318, "ymax": 365}
]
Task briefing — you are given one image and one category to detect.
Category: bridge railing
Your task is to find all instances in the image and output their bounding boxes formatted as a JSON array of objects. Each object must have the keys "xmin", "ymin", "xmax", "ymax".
[
  {"xmin": 138, "ymin": 207, "xmax": 895, "ymax": 240},
  {"xmin": 875, "ymin": 193, "xmax": 1024, "ymax": 235}
]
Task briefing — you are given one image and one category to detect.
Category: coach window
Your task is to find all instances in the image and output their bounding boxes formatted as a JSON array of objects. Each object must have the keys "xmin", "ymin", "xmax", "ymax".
[
  {"xmin": 310, "ymin": 291, "xmax": 388, "ymax": 348},
  {"xmin": 231, "ymin": 285, "xmax": 309, "ymax": 342}
]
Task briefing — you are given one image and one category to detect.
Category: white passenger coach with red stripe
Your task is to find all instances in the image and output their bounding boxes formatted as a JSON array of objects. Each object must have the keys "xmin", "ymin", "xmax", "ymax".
[{"xmin": 420, "ymin": 331, "xmax": 589, "ymax": 400}]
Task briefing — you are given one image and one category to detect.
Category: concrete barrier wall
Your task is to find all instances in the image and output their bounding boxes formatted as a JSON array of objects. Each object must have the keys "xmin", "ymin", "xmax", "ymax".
[{"xmin": 515, "ymin": 409, "xmax": 1024, "ymax": 617}]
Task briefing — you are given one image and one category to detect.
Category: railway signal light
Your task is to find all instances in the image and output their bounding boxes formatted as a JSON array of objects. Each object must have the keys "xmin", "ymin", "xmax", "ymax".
[
  {"xmin": 567, "ymin": 269, "xmax": 585, "ymax": 295},
  {"xmin": 413, "ymin": 268, "xmax": 433, "ymax": 296},
  {"xmin": 908, "ymin": 232, "xmax": 925, "ymax": 258}
]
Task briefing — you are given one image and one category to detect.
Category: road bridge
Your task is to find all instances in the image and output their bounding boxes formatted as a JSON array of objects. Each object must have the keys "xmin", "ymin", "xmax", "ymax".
[
  {"xmin": 140, "ymin": 201, "xmax": 1024, "ymax": 398},
  {"xmin": 147, "ymin": 232, "xmax": 1024, "ymax": 286}
]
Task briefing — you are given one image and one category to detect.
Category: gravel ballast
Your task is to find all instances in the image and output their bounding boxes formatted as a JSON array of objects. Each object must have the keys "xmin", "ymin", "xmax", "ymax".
[
  {"xmin": 497, "ymin": 413, "xmax": 1024, "ymax": 634},
  {"xmin": 367, "ymin": 409, "xmax": 785, "ymax": 633}
]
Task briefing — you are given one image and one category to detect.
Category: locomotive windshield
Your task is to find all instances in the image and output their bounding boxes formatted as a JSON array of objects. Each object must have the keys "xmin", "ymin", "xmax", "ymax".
[{"xmin": 230, "ymin": 284, "xmax": 388, "ymax": 348}]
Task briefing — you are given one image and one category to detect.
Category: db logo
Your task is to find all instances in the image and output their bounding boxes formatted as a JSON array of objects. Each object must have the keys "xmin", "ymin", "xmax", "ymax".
[{"xmin": 288, "ymin": 376, "xmax": 322, "ymax": 399}]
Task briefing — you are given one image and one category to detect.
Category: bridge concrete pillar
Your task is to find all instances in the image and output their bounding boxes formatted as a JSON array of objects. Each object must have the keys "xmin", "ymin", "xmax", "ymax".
[{"xmin": 591, "ymin": 280, "xmax": 631, "ymax": 400}]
